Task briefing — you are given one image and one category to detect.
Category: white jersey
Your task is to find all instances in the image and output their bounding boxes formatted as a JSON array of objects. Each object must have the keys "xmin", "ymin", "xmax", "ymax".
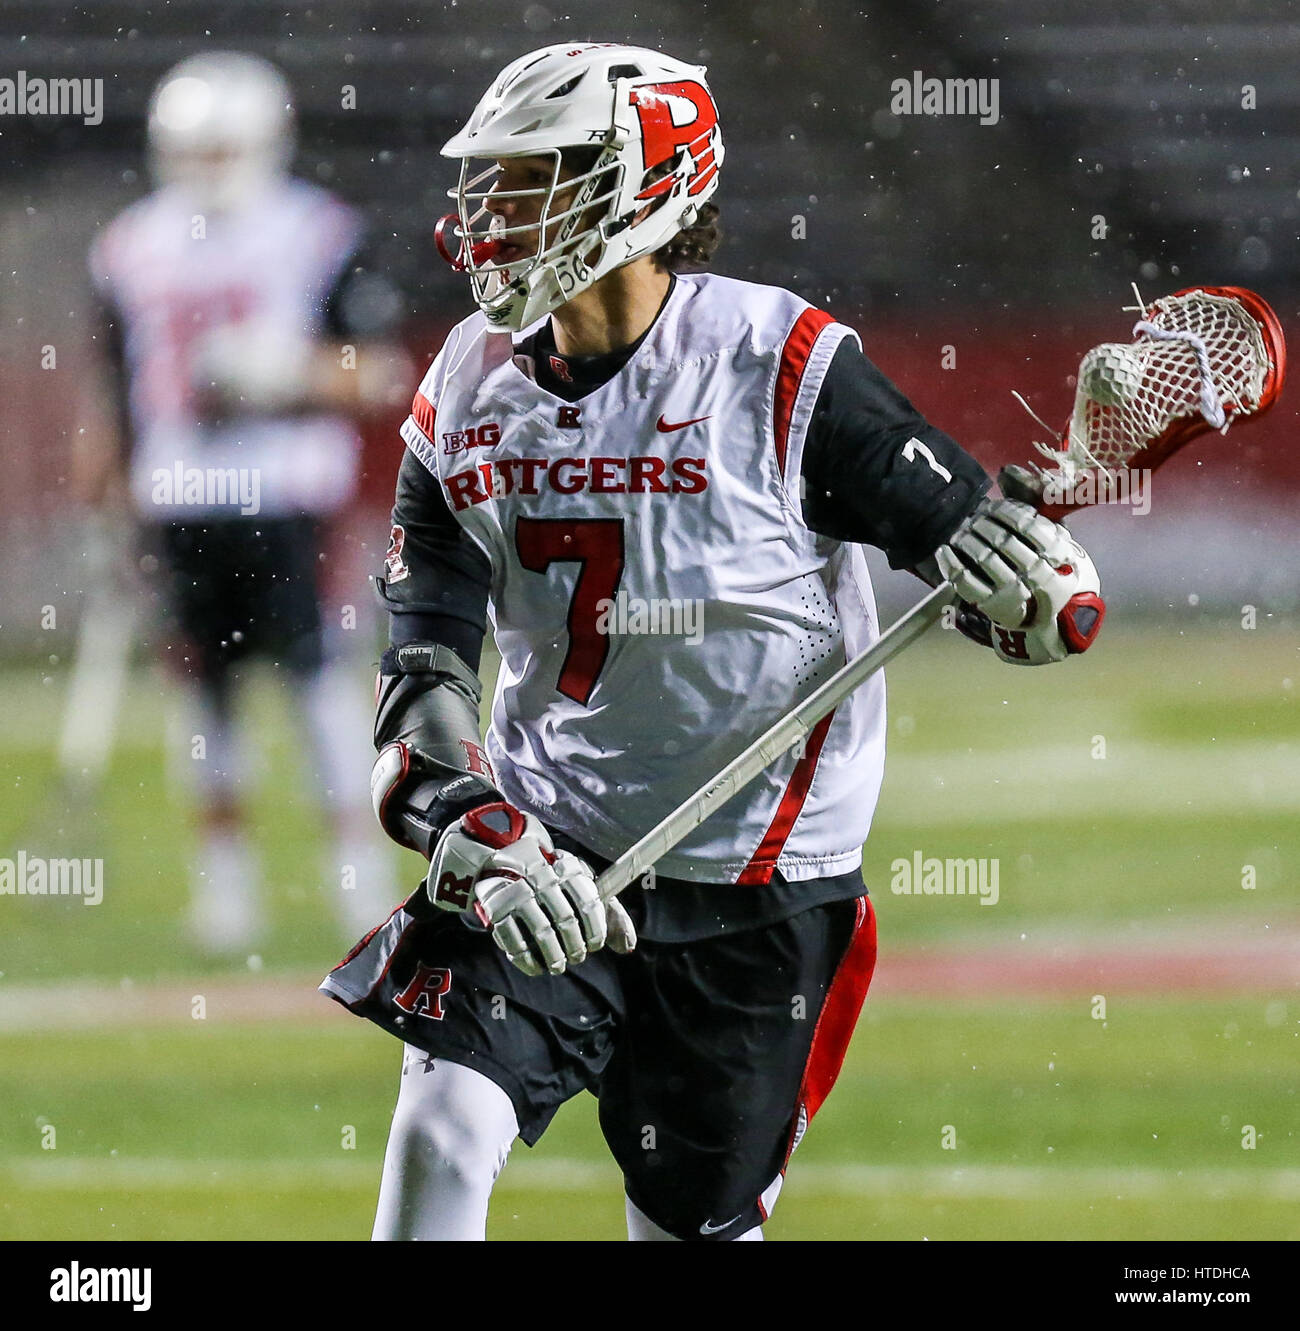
[
  {"xmin": 90, "ymin": 178, "xmax": 363, "ymax": 519},
  {"xmin": 400, "ymin": 272, "xmax": 887, "ymax": 884}
]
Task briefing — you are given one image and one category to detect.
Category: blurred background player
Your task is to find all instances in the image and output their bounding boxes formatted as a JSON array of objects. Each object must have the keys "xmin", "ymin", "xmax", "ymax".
[{"xmin": 78, "ymin": 52, "xmax": 411, "ymax": 953}]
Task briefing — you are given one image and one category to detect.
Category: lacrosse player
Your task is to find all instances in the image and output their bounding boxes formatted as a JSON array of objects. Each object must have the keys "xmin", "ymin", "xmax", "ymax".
[
  {"xmin": 321, "ymin": 42, "xmax": 1105, "ymax": 1241},
  {"xmin": 82, "ymin": 52, "xmax": 407, "ymax": 951}
]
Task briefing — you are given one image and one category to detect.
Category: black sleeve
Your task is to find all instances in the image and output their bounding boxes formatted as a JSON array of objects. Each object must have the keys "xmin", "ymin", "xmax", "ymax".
[
  {"xmin": 322, "ymin": 235, "xmax": 405, "ymax": 340},
  {"xmin": 800, "ymin": 339, "xmax": 991, "ymax": 569},
  {"xmin": 377, "ymin": 448, "xmax": 492, "ymax": 669}
]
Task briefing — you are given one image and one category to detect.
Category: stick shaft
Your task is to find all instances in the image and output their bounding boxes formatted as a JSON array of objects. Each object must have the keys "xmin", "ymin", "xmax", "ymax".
[{"xmin": 595, "ymin": 583, "xmax": 958, "ymax": 900}]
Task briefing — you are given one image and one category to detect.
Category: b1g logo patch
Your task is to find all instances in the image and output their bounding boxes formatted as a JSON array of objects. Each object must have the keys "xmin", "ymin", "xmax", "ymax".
[
  {"xmin": 394, "ymin": 964, "xmax": 452, "ymax": 1020},
  {"xmin": 443, "ymin": 422, "xmax": 501, "ymax": 455},
  {"xmin": 385, "ymin": 524, "xmax": 410, "ymax": 583}
]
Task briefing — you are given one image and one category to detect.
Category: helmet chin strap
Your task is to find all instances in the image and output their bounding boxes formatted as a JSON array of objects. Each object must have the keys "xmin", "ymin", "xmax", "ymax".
[{"xmin": 505, "ymin": 229, "xmax": 607, "ymax": 332}]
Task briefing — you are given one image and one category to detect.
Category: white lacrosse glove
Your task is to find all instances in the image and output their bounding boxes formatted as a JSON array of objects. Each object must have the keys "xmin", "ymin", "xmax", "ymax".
[
  {"xmin": 191, "ymin": 320, "xmax": 312, "ymax": 415},
  {"xmin": 934, "ymin": 498, "xmax": 1105, "ymax": 665},
  {"xmin": 426, "ymin": 802, "xmax": 637, "ymax": 977}
]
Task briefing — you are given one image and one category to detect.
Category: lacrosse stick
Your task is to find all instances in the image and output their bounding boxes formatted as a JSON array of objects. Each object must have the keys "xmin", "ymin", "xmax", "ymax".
[
  {"xmin": 595, "ymin": 285, "xmax": 1286, "ymax": 901},
  {"xmin": 56, "ymin": 511, "xmax": 141, "ymax": 796}
]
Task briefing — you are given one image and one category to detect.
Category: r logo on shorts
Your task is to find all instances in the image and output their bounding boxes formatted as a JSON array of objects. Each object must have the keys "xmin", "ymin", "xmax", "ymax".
[{"xmin": 394, "ymin": 964, "xmax": 452, "ymax": 1020}]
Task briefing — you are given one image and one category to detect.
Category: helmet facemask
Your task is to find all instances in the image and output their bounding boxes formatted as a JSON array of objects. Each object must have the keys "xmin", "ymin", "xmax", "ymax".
[{"xmin": 442, "ymin": 146, "xmax": 629, "ymax": 331}]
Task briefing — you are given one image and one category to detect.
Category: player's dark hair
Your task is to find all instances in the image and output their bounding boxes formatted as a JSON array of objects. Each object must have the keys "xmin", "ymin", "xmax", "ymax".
[
  {"xmin": 654, "ymin": 202, "xmax": 721, "ymax": 272},
  {"xmin": 560, "ymin": 147, "xmax": 721, "ymax": 272}
]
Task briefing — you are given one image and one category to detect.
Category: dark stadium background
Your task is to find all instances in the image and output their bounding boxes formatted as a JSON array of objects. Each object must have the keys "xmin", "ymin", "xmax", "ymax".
[{"xmin": 2, "ymin": 0, "xmax": 1297, "ymax": 630}]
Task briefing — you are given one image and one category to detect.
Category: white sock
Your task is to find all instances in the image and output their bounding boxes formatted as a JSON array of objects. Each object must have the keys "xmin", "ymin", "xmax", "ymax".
[
  {"xmin": 372, "ymin": 1051, "xmax": 518, "ymax": 1241},
  {"xmin": 298, "ymin": 660, "xmax": 376, "ymax": 808},
  {"xmin": 173, "ymin": 684, "xmax": 247, "ymax": 803},
  {"xmin": 625, "ymin": 1195, "xmax": 764, "ymax": 1242},
  {"xmin": 332, "ymin": 832, "xmax": 398, "ymax": 938},
  {"xmin": 189, "ymin": 830, "xmax": 262, "ymax": 954},
  {"xmin": 296, "ymin": 662, "xmax": 400, "ymax": 937}
]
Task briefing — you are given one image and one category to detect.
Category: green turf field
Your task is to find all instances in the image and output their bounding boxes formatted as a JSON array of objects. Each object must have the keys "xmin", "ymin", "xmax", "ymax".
[
  {"xmin": 2, "ymin": 998, "xmax": 1296, "ymax": 1241},
  {"xmin": 2, "ymin": 620, "xmax": 1296, "ymax": 1239}
]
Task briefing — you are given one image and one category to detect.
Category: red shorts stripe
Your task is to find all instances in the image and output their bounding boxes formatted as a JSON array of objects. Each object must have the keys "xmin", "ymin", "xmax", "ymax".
[
  {"xmin": 735, "ymin": 710, "xmax": 834, "ymax": 886},
  {"xmin": 411, "ymin": 390, "xmax": 437, "ymax": 441},
  {"xmin": 801, "ymin": 895, "xmax": 877, "ymax": 1120},
  {"xmin": 772, "ymin": 306, "xmax": 835, "ymax": 476},
  {"xmin": 780, "ymin": 895, "xmax": 878, "ymax": 1172}
]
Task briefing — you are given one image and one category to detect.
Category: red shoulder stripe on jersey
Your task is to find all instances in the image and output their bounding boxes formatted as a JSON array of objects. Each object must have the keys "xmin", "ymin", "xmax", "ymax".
[
  {"xmin": 735, "ymin": 709, "xmax": 835, "ymax": 885},
  {"xmin": 776, "ymin": 895, "xmax": 878, "ymax": 1181},
  {"xmin": 411, "ymin": 390, "xmax": 437, "ymax": 441},
  {"xmin": 773, "ymin": 307, "xmax": 836, "ymax": 477}
]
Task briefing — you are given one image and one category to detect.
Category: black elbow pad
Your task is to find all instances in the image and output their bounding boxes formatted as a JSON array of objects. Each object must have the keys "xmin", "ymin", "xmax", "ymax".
[{"xmin": 372, "ymin": 642, "xmax": 503, "ymax": 857}]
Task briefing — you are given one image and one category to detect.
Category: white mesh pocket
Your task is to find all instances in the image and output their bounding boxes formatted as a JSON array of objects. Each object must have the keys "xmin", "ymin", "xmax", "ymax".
[{"xmin": 1044, "ymin": 290, "xmax": 1273, "ymax": 477}]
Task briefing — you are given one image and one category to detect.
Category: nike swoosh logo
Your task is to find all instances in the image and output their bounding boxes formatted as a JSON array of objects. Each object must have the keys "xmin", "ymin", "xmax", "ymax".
[
  {"xmin": 698, "ymin": 1214, "xmax": 742, "ymax": 1236},
  {"xmin": 656, "ymin": 413, "xmax": 713, "ymax": 433}
]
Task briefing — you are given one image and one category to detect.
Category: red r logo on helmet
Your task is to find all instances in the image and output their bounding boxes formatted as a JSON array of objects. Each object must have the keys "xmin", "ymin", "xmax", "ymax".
[{"xmin": 629, "ymin": 81, "xmax": 719, "ymax": 198}]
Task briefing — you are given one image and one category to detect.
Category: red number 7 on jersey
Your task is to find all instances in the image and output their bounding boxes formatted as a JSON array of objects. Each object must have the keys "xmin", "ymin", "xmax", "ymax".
[{"xmin": 515, "ymin": 517, "xmax": 626, "ymax": 706}]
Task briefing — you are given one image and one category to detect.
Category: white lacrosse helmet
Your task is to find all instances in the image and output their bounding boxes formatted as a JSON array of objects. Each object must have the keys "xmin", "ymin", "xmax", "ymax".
[
  {"xmin": 148, "ymin": 52, "xmax": 294, "ymax": 213},
  {"xmin": 437, "ymin": 42, "xmax": 723, "ymax": 331}
]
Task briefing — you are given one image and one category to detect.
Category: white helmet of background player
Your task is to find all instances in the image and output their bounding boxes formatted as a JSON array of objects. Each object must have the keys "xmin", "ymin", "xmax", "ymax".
[
  {"xmin": 147, "ymin": 52, "xmax": 294, "ymax": 213},
  {"xmin": 437, "ymin": 42, "xmax": 723, "ymax": 331}
]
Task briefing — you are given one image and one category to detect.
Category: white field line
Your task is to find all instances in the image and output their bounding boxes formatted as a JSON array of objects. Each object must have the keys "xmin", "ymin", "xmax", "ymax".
[
  {"xmin": 4, "ymin": 914, "xmax": 1297, "ymax": 1039},
  {"xmin": 878, "ymin": 740, "xmax": 1300, "ymax": 823},
  {"xmin": 6, "ymin": 1156, "xmax": 1300, "ymax": 1201},
  {"xmin": 3, "ymin": 660, "xmax": 1296, "ymax": 820},
  {"xmin": 0, "ymin": 974, "xmax": 349, "ymax": 1033}
]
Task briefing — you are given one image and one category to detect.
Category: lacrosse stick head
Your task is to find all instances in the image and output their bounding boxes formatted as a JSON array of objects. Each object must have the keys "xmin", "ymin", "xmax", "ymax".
[{"xmin": 1008, "ymin": 286, "xmax": 1286, "ymax": 517}]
